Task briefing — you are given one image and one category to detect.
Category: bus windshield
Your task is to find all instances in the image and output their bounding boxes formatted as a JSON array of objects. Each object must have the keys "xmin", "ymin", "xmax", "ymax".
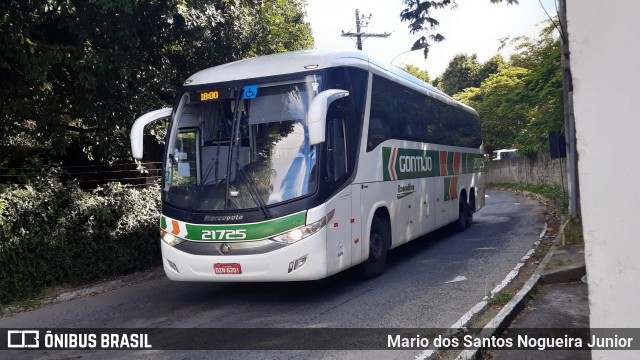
[{"xmin": 164, "ymin": 75, "xmax": 322, "ymax": 212}]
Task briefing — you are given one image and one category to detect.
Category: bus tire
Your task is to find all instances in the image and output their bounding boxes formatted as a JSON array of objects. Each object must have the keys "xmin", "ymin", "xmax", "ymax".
[
  {"xmin": 455, "ymin": 198, "xmax": 469, "ymax": 232},
  {"xmin": 360, "ymin": 217, "xmax": 388, "ymax": 278},
  {"xmin": 467, "ymin": 196, "xmax": 475, "ymax": 227}
]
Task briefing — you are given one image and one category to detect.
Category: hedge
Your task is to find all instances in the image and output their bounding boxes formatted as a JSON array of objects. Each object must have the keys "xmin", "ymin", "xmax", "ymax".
[{"xmin": 0, "ymin": 171, "xmax": 162, "ymax": 304}]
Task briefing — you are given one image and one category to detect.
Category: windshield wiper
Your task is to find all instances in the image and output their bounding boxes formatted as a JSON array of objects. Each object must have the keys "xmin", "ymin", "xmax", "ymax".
[
  {"xmin": 202, "ymin": 138, "xmax": 224, "ymax": 186},
  {"xmin": 232, "ymin": 159, "xmax": 272, "ymax": 219}
]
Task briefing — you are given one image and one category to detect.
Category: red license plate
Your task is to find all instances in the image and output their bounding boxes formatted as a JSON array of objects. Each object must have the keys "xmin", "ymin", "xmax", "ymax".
[{"xmin": 214, "ymin": 263, "xmax": 242, "ymax": 274}]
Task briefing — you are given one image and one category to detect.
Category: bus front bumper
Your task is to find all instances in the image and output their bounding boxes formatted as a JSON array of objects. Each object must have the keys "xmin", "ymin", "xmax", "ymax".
[{"xmin": 160, "ymin": 230, "xmax": 328, "ymax": 282}]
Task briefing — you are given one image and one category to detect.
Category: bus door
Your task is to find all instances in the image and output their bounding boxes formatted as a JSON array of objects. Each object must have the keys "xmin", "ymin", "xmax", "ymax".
[
  {"xmin": 350, "ymin": 184, "xmax": 363, "ymax": 265},
  {"xmin": 324, "ymin": 117, "xmax": 353, "ymax": 275},
  {"xmin": 435, "ymin": 177, "xmax": 451, "ymax": 228},
  {"xmin": 417, "ymin": 178, "xmax": 437, "ymax": 235},
  {"xmin": 396, "ymin": 180, "xmax": 418, "ymax": 244}
]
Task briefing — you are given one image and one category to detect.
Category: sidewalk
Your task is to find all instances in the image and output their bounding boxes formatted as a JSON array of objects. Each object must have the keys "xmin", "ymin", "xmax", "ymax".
[{"xmin": 492, "ymin": 243, "xmax": 590, "ymax": 359}]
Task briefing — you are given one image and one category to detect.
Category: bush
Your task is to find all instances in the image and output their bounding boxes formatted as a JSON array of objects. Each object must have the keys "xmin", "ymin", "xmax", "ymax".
[
  {"xmin": 0, "ymin": 169, "xmax": 161, "ymax": 304},
  {"xmin": 494, "ymin": 183, "xmax": 569, "ymax": 213}
]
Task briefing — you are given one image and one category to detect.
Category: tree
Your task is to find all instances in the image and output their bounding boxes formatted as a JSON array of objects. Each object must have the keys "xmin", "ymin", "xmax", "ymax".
[
  {"xmin": 400, "ymin": 64, "xmax": 431, "ymax": 83},
  {"xmin": 0, "ymin": 0, "xmax": 313, "ymax": 165},
  {"xmin": 454, "ymin": 66, "xmax": 530, "ymax": 153},
  {"xmin": 477, "ymin": 55, "xmax": 505, "ymax": 84},
  {"xmin": 454, "ymin": 23, "xmax": 563, "ymax": 155},
  {"xmin": 437, "ymin": 53, "xmax": 504, "ymax": 95},
  {"xmin": 246, "ymin": 0, "xmax": 314, "ymax": 56},
  {"xmin": 511, "ymin": 24, "xmax": 563, "ymax": 155},
  {"xmin": 438, "ymin": 53, "xmax": 480, "ymax": 94},
  {"xmin": 400, "ymin": 0, "xmax": 519, "ymax": 58}
]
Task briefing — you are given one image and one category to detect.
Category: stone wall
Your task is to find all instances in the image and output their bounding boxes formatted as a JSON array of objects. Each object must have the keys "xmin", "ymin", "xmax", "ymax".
[{"xmin": 484, "ymin": 152, "xmax": 568, "ymax": 189}]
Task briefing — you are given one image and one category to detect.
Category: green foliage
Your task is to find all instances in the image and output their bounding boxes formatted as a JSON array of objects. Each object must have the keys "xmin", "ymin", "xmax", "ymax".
[
  {"xmin": 400, "ymin": 64, "xmax": 431, "ymax": 83},
  {"xmin": 438, "ymin": 53, "xmax": 481, "ymax": 94},
  {"xmin": 494, "ymin": 183, "xmax": 569, "ymax": 212},
  {"xmin": 453, "ymin": 24, "xmax": 563, "ymax": 155},
  {"xmin": 512, "ymin": 29, "xmax": 563, "ymax": 155},
  {"xmin": 455, "ymin": 66, "xmax": 530, "ymax": 152},
  {"xmin": 246, "ymin": 0, "xmax": 314, "ymax": 56},
  {"xmin": 488, "ymin": 290, "xmax": 515, "ymax": 307},
  {"xmin": 437, "ymin": 53, "xmax": 503, "ymax": 95},
  {"xmin": 0, "ymin": 0, "xmax": 313, "ymax": 165},
  {"xmin": 0, "ymin": 168, "xmax": 161, "ymax": 304},
  {"xmin": 477, "ymin": 55, "xmax": 505, "ymax": 84}
]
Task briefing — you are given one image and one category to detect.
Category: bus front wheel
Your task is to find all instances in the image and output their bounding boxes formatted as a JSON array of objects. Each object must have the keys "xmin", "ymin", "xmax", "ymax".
[{"xmin": 360, "ymin": 217, "xmax": 389, "ymax": 278}]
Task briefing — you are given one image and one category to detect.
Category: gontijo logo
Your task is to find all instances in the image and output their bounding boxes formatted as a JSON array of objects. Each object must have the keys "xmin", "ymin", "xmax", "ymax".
[
  {"xmin": 383, "ymin": 147, "xmax": 439, "ymax": 181},
  {"xmin": 382, "ymin": 147, "xmax": 483, "ymax": 181}
]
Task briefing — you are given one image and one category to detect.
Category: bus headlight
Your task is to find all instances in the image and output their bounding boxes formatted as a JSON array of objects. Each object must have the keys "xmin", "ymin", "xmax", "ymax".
[
  {"xmin": 271, "ymin": 217, "xmax": 327, "ymax": 244},
  {"xmin": 160, "ymin": 230, "xmax": 186, "ymax": 247}
]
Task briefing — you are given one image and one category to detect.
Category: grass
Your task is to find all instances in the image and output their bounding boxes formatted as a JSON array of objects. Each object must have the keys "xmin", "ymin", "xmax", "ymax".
[
  {"xmin": 493, "ymin": 183, "xmax": 569, "ymax": 214},
  {"xmin": 0, "ymin": 291, "xmax": 49, "ymax": 316},
  {"xmin": 527, "ymin": 286, "xmax": 541, "ymax": 301},
  {"xmin": 487, "ymin": 291, "xmax": 515, "ymax": 307},
  {"xmin": 563, "ymin": 217, "xmax": 584, "ymax": 245}
]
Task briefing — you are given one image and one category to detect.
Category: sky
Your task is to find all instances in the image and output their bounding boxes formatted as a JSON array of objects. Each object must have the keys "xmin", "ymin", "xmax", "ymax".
[{"xmin": 305, "ymin": 0, "xmax": 558, "ymax": 77}]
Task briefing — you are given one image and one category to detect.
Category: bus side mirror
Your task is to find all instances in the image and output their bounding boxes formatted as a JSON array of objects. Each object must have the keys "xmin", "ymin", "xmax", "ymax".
[
  {"xmin": 130, "ymin": 108, "xmax": 172, "ymax": 159},
  {"xmin": 307, "ymin": 90, "xmax": 349, "ymax": 145}
]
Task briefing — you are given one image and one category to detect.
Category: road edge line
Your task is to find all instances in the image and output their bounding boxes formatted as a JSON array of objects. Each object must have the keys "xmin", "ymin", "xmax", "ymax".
[
  {"xmin": 453, "ymin": 219, "xmax": 568, "ymax": 360},
  {"xmin": 416, "ymin": 218, "xmax": 549, "ymax": 360}
]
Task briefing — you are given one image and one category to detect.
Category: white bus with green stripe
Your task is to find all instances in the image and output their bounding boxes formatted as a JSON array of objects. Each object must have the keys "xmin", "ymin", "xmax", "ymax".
[{"xmin": 130, "ymin": 50, "xmax": 485, "ymax": 281}]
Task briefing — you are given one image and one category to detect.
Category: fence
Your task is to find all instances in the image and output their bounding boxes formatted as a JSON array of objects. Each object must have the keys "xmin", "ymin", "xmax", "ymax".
[
  {"xmin": 0, "ymin": 162, "xmax": 162, "ymax": 189},
  {"xmin": 484, "ymin": 152, "xmax": 568, "ymax": 190}
]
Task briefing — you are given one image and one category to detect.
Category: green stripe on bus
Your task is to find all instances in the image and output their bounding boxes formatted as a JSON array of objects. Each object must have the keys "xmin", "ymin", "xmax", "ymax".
[
  {"xmin": 447, "ymin": 152, "xmax": 455, "ymax": 175},
  {"xmin": 461, "ymin": 153, "xmax": 468, "ymax": 174},
  {"xmin": 382, "ymin": 147, "xmax": 483, "ymax": 180},
  {"xmin": 382, "ymin": 147, "xmax": 440, "ymax": 180},
  {"xmin": 444, "ymin": 177, "xmax": 452, "ymax": 201},
  {"xmin": 183, "ymin": 211, "xmax": 307, "ymax": 241},
  {"xmin": 382, "ymin": 147, "xmax": 392, "ymax": 181}
]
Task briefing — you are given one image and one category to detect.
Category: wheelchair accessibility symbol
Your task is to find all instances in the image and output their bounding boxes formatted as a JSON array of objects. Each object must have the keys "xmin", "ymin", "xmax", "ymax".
[{"xmin": 242, "ymin": 85, "xmax": 258, "ymax": 99}]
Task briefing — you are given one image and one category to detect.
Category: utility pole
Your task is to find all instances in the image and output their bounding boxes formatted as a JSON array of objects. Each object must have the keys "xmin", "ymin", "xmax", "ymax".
[
  {"xmin": 559, "ymin": 0, "xmax": 580, "ymax": 219},
  {"xmin": 341, "ymin": 9, "xmax": 390, "ymax": 50}
]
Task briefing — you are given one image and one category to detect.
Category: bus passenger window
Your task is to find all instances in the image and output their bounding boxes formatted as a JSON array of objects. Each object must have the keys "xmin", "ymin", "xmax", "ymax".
[{"xmin": 367, "ymin": 117, "xmax": 388, "ymax": 150}]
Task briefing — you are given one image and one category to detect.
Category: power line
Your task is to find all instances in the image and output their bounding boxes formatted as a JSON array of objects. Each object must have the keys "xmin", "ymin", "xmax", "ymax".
[{"xmin": 341, "ymin": 9, "xmax": 390, "ymax": 51}]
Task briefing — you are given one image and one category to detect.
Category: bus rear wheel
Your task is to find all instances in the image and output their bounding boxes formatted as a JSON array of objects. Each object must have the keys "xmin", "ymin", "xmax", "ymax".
[
  {"xmin": 360, "ymin": 217, "xmax": 388, "ymax": 278},
  {"xmin": 467, "ymin": 196, "xmax": 475, "ymax": 227},
  {"xmin": 455, "ymin": 198, "xmax": 469, "ymax": 232}
]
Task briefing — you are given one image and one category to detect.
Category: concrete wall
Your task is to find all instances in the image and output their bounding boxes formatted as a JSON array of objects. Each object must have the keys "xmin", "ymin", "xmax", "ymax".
[
  {"xmin": 484, "ymin": 153, "xmax": 568, "ymax": 189},
  {"xmin": 568, "ymin": 0, "xmax": 640, "ymax": 348}
]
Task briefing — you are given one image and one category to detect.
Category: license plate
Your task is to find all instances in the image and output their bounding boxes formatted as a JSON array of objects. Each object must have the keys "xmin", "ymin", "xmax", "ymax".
[{"xmin": 214, "ymin": 263, "xmax": 242, "ymax": 275}]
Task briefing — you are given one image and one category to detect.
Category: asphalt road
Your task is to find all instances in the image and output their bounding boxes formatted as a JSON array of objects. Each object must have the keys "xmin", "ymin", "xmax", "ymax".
[{"xmin": 1, "ymin": 190, "xmax": 545, "ymax": 360}]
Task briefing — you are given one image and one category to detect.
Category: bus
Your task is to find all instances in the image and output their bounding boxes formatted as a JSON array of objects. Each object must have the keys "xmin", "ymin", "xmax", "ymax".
[
  {"xmin": 492, "ymin": 149, "xmax": 518, "ymax": 160},
  {"xmin": 130, "ymin": 50, "xmax": 485, "ymax": 281}
]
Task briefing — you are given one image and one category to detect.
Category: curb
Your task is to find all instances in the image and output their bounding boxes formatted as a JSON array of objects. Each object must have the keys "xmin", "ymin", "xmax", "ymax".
[
  {"xmin": 542, "ymin": 265, "xmax": 586, "ymax": 285},
  {"xmin": 419, "ymin": 215, "xmax": 551, "ymax": 360},
  {"xmin": 1, "ymin": 267, "xmax": 164, "ymax": 317},
  {"xmin": 454, "ymin": 219, "xmax": 569, "ymax": 360}
]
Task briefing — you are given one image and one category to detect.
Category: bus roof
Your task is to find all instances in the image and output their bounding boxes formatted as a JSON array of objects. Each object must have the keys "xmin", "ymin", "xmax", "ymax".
[{"xmin": 184, "ymin": 49, "xmax": 477, "ymax": 116}]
